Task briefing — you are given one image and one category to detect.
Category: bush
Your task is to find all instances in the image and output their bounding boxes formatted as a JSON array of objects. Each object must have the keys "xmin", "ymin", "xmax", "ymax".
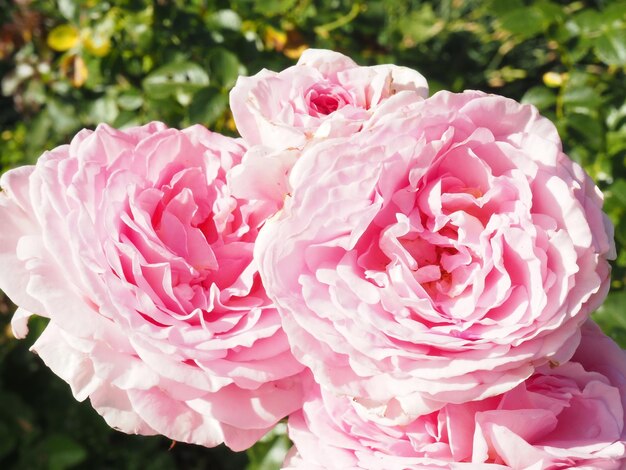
[{"xmin": 0, "ymin": 0, "xmax": 624, "ymax": 468}]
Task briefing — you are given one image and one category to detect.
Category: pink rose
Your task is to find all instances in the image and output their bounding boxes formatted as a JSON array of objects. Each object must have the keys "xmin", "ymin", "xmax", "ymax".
[
  {"xmin": 256, "ymin": 90, "xmax": 615, "ymax": 421},
  {"xmin": 227, "ymin": 146, "xmax": 300, "ymax": 209},
  {"xmin": 229, "ymin": 48, "xmax": 428, "ymax": 150},
  {"xmin": 0, "ymin": 123, "xmax": 306, "ymax": 450},
  {"xmin": 285, "ymin": 321, "xmax": 626, "ymax": 469}
]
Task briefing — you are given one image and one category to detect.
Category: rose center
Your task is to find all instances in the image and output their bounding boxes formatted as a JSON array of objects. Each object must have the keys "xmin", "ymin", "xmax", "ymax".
[
  {"xmin": 304, "ymin": 83, "xmax": 352, "ymax": 117},
  {"xmin": 310, "ymin": 93, "xmax": 341, "ymax": 114}
]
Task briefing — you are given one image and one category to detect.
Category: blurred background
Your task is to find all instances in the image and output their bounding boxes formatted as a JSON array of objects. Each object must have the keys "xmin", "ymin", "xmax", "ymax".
[{"xmin": 0, "ymin": 0, "xmax": 625, "ymax": 468}]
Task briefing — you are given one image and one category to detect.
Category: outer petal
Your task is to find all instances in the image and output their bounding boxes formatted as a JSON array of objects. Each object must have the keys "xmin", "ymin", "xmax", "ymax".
[
  {"xmin": 0, "ymin": 166, "xmax": 46, "ymax": 319},
  {"xmin": 286, "ymin": 329, "xmax": 626, "ymax": 469}
]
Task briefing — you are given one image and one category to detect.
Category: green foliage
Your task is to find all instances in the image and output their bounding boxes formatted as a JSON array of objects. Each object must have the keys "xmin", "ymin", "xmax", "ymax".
[
  {"xmin": 246, "ymin": 423, "xmax": 291, "ymax": 470},
  {"xmin": 0, "ymin": 0, "xmax": 625, "ymax": 468}
]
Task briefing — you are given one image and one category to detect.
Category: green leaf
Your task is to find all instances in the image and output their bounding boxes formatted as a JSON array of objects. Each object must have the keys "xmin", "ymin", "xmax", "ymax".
[
  {"xmin": 113, "ymin": 110, "xmax": 144, "ymax": 129},
  {"xmin": 57, "ymin": 0, "xmax": 77, "ymax": 21},
  {"xmin": 117, "ymin": 89, "xmax": 144, "ymax": 111},
  {"xmin": 142, "ymin": 61, "xmax": 210, "ymax": 99},
  {"xmin": 253, "ymin": 0, "xmax": 298, "ymax": 17},
  {"xmin": 85, "ymin": 96, "xmax": 119, "ymax": 124},
  {"xmin": 616, "ymin": 217, "xmax": 626, "ymax": 246},
  {"xmin": 533, "ymin": 1, "xmax": 564, "ymax": 24},
  {"xmin": 246, "ymin": 423, "xmax": 291, "ymax": 470},
  {"xmin": 497, "ymin": 7, "xmax": 546, "ymax": 38},
  {"xmin": 46, "ymin": 99, "xmax": 80, "ymax": 136},
  {"xmin": 43, "ymin": 434, "xmax": 87, "ymax": 470},
  {"xmin": 397, "ymin": 4, "xmax": 443, "ymax": 45},
  {"xmin": 607, "ymin": 129, "xmax": 626, "ymax": 158},
  {"xmin": 608, "ymin": 179, "xmax": 626, "ymax": 207},
  {"xmin": 208, "ymin": 48, "xmax": 241, "ymax": 89},
  {"xmin": 569, "ymin": 9, "xmax": 603, "ymax": 35},
  {"xmin": 484, "ymin": 0, "xmax": 524, "ymax": 16},
  {"xmin": 593, "ymin": 290, "xmax": 626, "ymax": 348},
  {"xmin": 562, "ymin": 83, "xmax": 603, "ymax": 113},
  {"xmin": 594, "ymin": 29, "xmax": 626, "ymax": 66},
  {"xmin": 20, "ymin": 114, "xmax": 50, "ymax": 161},
  {"xmin": 566, "ymin": 113, "xmax": 604, "ymax": 150},
  {"xmin": 188, "ymin": 87, "xmax": 229, "ymax": 126},
  {"xmin": 521, "ymin": 86, "xmax": 556, "ymax": 111},
  {"xmin": 602, "ymin": 1, "xmax": 626, "ymax": 23},
  {"xmin": 209, "ymin": 9, "xmax": 242, "ymax": 30},
  {"xmin": 607, "ymin": 102, "xmax": 626, "ymax": 130}
]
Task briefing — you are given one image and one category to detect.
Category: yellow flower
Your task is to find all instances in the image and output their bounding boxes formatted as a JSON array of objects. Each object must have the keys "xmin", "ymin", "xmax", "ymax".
[{"xmin": 47, "ymin": 24, "xmax": 80, "ymax": 51}]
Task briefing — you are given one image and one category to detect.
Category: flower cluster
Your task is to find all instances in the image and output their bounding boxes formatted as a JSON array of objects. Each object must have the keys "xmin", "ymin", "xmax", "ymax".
[{"xmin": 0, "ymin": 49, "xmax": 622, "ymax": 468}]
